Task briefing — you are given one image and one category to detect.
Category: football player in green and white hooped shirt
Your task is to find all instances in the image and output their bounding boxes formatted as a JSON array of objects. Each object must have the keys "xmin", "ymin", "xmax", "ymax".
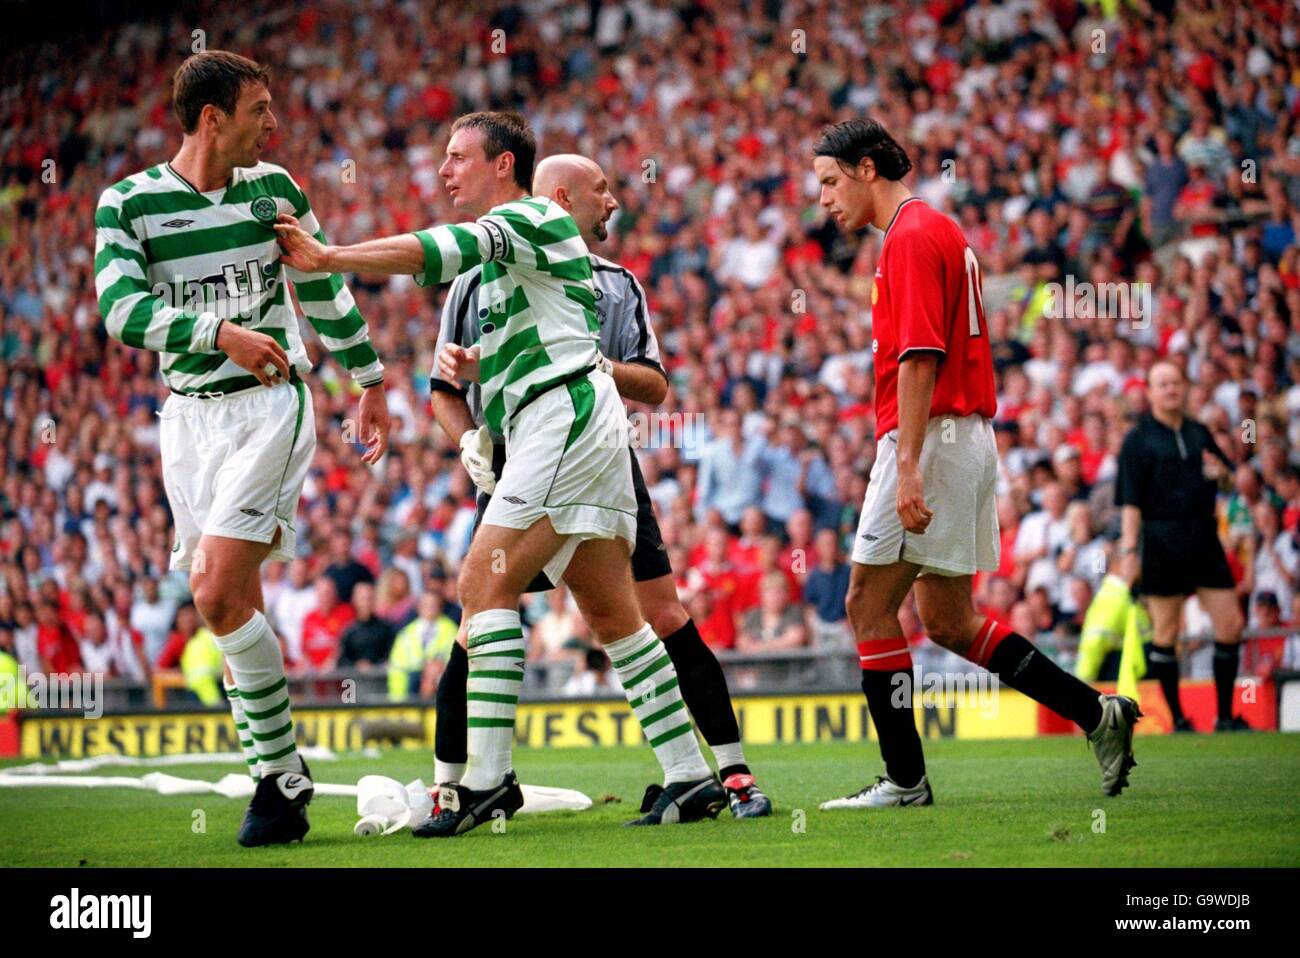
[
  {"xmin": 94, "ymin": 51, "xmax": 391, "ymax": 847},
  {"xmin": 429, "ymin": 153, "xmax": 771, "ymax": 820},
  {"xmin": 277, "ymin": 112, "xmax": 725, "ymax": 836}
]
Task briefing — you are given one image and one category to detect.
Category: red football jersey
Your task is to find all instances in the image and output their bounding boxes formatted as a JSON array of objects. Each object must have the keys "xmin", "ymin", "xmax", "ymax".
[{"xmin": 870, "ymin": 198, "xmax": 998, "ymax": 436}]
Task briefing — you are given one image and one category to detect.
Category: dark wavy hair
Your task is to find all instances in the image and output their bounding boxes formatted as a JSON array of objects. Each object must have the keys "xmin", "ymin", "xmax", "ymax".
[{"xmin": 813, "ymin": 118, "xmax": 913, "ymax": 181}]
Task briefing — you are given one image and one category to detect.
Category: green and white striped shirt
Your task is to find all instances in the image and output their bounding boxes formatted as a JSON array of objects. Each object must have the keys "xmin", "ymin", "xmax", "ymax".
[
  {"xmin": 412, "ymin": 196, "xmax": 598, "ymax": 433},
  {"xmin": 94, "ymin": 161, "xmax": 383, "ymax": 394}
]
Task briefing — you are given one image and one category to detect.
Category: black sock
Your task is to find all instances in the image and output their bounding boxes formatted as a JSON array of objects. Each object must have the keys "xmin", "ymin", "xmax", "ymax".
[
  {"xmin": 434, "ymin": 642, "xmax": 468, "ymax": 767},
  {"xmin": 1213, "ymin": 642, "xmax": 1240, "ymax": 721},
  {"xmin": 987, "ymin": 633, "xmax": 1104, "ymax": 733},
  {"xmin": 860, "ymin": 669, "xmax": 925, "ymax": 788},
  {"xmin": 1146, "ymin": 646, "xmax": 1184, "ymax": 722},
  {"xmin": 661, "ymin": 619, "xmax": 746, "ymax": 774}
]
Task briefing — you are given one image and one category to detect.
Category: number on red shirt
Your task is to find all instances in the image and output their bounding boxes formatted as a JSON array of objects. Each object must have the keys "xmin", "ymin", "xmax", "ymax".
[{"xmin": 965, "ymin": 246, "xmax": 984, "ymax": 337}]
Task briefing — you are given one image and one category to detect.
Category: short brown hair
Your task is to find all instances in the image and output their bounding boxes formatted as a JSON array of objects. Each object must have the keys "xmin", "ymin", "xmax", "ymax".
[
  {"xmin": 172, "ymin": 51, "xmax": 270, "ymax": 134},
  {"xmin": 450, "ymin": 111, "xmax": 536, "ymax": 191}
]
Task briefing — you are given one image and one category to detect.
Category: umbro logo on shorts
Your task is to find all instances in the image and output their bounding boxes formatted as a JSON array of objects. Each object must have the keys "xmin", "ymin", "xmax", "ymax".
[
  {"xmin": 160, "ymin": 219, "xmax": 194, "ymax": 228},
  {"xmin": 240, "ymin": 507, "xmax": 265, "ymax": 517},
  {"xmin": 501, "ymin": 495, "xmax": 527, "ymax": 505},
  {"xmin": 861, "ymin": 533, "xmax": 880, "ymax": 541}
]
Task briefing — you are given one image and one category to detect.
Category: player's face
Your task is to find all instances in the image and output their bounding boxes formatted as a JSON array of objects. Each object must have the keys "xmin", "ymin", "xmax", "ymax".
[
  {"xmin": 815, "ymin": 155, "xmax": 872, "ymax": 231},
  {"xmin": 573, "ymin": 169, "xmax": 619, "ymax": 244},
  {"xmin": 440, "ymin": 128, "xmax": 497, "ymax": 216},
  {"xmin": 219, "ymin": 82, "xmax": 276, "ymax": 168}
]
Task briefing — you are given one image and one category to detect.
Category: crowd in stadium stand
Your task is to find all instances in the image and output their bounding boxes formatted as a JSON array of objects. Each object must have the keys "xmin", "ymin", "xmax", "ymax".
[{"xmin": 2, "ymin": 0, "xmax": 1300, "ymax": 705}]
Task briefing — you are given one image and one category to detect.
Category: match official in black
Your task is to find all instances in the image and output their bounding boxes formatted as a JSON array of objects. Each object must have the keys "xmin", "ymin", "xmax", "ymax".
[{"xmin": 1116, "ymin": 359, "xmax": 1250, "ymax": 732}]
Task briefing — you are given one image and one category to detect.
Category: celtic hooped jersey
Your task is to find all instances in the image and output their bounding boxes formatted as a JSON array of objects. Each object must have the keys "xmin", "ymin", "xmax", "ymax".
[
  {"xmin": 412, "ymin": 195, "xmax": 598, "ymax": 433},
  {"xmin": 95, "ymin": 161, "xmax": 383, "ymax": 394}
]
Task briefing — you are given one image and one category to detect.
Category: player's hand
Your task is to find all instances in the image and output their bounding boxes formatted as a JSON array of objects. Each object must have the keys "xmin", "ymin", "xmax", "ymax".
[
  {"xmin": 459, "ymin": 425, "xmax": 496, "ymax": 494},
  {"xmin": 217, "ymin": 322, "xmax": 291, "ymax": 386},
  {"xmin": 274, "ymin": 213, "xmax": 334, "ymax": 272},
  {"xmin": 896, "ymin": 463, "xmax": 933, "ymax": 534},
  {"xmin": 357, "ymin": 383, "xmax": 391, "ymax": 465},
  {"xmin": 438, "ymin": 343, "xmax": 481, "ymax": 383}
]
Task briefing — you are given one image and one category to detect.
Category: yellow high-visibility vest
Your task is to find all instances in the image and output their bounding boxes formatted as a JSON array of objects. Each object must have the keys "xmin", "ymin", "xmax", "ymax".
[
  {"xmin": 181, "ymin": 628, "xmax": 223, "ymax": 706},
  {"xmin": 387, "ymin": 617, "xmax": 457, "ymax": 701},
  {"xmin": 0, "ymin": 650, "xmax": 25, "ymax": 710}
]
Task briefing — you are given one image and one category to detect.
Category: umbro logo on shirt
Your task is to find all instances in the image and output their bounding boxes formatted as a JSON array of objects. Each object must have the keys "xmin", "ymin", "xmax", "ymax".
[
  {"xmin": 161, "ymin": 219, "xmax": 195, "ymax": 228},
  {"xmin": 240, "ymin": 507, "xmax": 265, "ymax": 517},
  {"xmin": 861, "ymin": 533, "xmax": 880, "ymax": 541},
  {"xmin": 501, "ymin": 495, "xmax": 527, "ymax": 505}
]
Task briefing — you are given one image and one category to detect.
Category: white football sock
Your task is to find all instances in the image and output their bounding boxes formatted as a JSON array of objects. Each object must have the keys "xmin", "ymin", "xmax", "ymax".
[
  {"xmin": 460, "ymin": 609, "xmax": 525, "ymax": 791},
  {"xmin": 605, "ymin": 623, "xmax": 711, "ymax": 785},
  {"xmin": 212, "ymin": 611, "xmax": 302, "ymax": 776}
]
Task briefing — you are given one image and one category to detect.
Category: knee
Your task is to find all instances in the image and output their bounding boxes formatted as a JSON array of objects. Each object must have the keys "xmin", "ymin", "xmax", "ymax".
[
  {"xmin": 189, "ymin": 573, "xmax": 247, "ymax": 634},
  {"xmin": 644, "ymin": 598, "xmax": 689, "ymax": 639},
  {"xmin": 456, "ymin": 565, "xmax": 491, "ymax": 616},
  {"xmin": 844, "ymin": 580, "xmax": 872, "ymax": 627},
  {"xmin": 917, "ymin": 608, "xmax": 974, "ymax": 653}
]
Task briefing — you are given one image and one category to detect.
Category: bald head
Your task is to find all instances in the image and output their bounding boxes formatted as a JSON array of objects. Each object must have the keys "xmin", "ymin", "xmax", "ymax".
[{"xmin": 532, "ymin": 153, "xmax": 618, "ymax": 243}]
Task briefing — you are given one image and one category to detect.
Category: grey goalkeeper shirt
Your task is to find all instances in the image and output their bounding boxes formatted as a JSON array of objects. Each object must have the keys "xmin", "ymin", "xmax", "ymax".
[{"xmin": 430, "ymin": 252, "xmax": 666, "ymax": 441}]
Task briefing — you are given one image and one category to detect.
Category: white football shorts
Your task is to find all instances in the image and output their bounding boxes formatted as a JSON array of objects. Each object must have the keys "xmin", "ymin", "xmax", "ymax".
[
  {"xmin": 159, "ymin": 378, "xmax": 315, "ymax": 571},
  {"xmin": 851, "ymin": 412, "xmax": 1000, "ymax": 577},
  {"xmin": 482, "ymin": 369, "xmax": 637, "ymax": 585}
]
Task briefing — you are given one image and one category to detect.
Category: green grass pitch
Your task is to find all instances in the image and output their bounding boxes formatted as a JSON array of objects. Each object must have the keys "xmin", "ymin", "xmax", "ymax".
[{"xmin": 5, "ymin": 734, "xmax": 1298, "ymax": 867}]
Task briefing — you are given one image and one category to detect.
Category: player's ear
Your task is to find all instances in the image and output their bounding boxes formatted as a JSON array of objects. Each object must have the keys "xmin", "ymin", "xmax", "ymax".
[
  {"xmin": 497, "ymin": 150, "xmax": 515, "ymax": 182},
  {"xmin": 858, "ymin": 156, "xmax": 876, "ymax": 181}
]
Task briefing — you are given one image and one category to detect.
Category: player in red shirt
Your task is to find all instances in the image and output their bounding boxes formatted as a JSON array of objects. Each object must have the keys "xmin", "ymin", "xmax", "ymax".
[{"xmin": 811, "ymin": 119, "xmax": 1139, "ymax": 809}]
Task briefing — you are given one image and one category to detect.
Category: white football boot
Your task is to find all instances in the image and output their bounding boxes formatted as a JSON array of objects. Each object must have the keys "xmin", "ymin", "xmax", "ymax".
[{"xmin": 819, "ymin": 775, "xmax": 933, "ymax": 810}]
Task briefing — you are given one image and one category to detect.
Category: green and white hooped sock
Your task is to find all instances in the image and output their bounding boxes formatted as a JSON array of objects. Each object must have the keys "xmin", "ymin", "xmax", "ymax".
[
  {"xmin": 223, "ymin": 679, "xmax": 262, "ymax": 783},
  {"xmin": 212, "ymin": 610, "xmax": 303, "ymax": 777},
  {"xmin": 461, "ymin": 609, "xmax": 526, "ymax": 791},
  {"xmin": 606, "ymin": 624, "xmax": 712, "ymax": 785}
]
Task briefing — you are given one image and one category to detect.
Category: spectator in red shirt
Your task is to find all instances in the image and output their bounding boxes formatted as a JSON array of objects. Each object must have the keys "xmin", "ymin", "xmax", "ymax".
[
  {"xmin": 686, "ymin": 527, "xmax": 751, "ymax": 625},
  {"xmin": 1174, "ymin": 165, "xmax": 1223, "ymax": 239},
  {"xmin": 685, "ymin": 589, "xmax": 735, "ymax": 651},
  {"xmin": 298, "ymin": 577, "xmax": 355, "ymax": 674},
  {"xmin": 156, "ymin": 604, "xmax": 200, "ymax": 671},
  {"xmin": 36, "ymin": 603, "xmax": 81, "ymax": 673}
]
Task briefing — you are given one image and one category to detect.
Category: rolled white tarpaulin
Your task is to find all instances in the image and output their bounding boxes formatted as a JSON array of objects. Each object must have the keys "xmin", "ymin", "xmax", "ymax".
[{"xmin": 352, "ymin": 775, "xmax": 593, "ymax": 836}]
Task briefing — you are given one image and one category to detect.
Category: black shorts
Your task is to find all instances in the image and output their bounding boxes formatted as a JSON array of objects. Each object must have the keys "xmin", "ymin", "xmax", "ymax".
[
  {"xmin": 472, "ymin": 447, "xmax": 672, "ymax": 593},
  {"xmin": 1139, "ymin": 518, "xmax": 1235, "ymax": 597}
]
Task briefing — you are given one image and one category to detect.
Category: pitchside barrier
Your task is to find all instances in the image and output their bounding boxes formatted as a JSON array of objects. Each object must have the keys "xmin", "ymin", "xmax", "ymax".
[
  {"xmin": 5, "ymin": 681, "xmax": 1286, "ymax": 761},
  {"xmin": 1, "ymin": 631, "xmax": 1292, "ymax": 759}
]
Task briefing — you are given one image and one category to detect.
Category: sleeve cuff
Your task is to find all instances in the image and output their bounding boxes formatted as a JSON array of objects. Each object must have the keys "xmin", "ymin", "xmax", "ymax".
[
  {"xmin": 411, "ymin": 230, "xmax": 439, "ymax": 287},
  {"xmin": 209, "ymin": 318, "xmax": 226, "ymax": 353},
  {"xmin": 898, "ymin": 346, "xmax": 946, "ymax": 361},
  {"xmin": 429, "ymin": 378, "xmax": 467, "ymax": 397},
  {"xmin": 625, "ymin": 357, "xmax": 669, "ymax": 379}
]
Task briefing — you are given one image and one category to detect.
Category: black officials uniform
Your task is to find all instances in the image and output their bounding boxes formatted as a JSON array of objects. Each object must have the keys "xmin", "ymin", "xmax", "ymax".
[
  {"xmin": 1115, "ymin": 412, "xmax": 1235, "ymax": 596},
  {"xmin": 432, "ymin": 252, "xmax": 672, "ymax": 592}
]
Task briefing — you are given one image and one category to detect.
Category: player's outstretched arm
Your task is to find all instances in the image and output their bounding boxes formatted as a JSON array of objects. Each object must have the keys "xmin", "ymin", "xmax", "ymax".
[
  {"xmin": 275, "ymin": 214, "xmax": 423, "ymax": 275},
  {"xmin": 277, "ymin": 208, "xmax": 527, "ymax": 287}
]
